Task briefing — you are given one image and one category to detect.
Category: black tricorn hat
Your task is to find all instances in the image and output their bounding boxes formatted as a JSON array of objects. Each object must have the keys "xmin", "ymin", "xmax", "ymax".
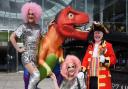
[{"xmin": 91, "ymin": 22, "xmax": 109, "ymax": 34}]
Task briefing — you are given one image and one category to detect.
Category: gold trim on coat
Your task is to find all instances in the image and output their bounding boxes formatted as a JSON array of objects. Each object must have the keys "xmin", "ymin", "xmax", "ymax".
[
  {"xmin": 89, "ymin": 51, "xmax": 92, "ymax": 54},
  {"xmin": 99, "ymin": 75, "xmax": 106, "ymax": 78},
  {"xmin": 100, "ymin": 67, "xmax": 106, "ymax": 70},
  {"xmin": 99, "ymin": 83, "xmax": 106, "ymax": 87}
]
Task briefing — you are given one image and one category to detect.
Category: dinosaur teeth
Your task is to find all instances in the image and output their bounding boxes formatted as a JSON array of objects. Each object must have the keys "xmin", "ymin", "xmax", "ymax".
[
  {"xmin": 85, "ymin": 27, "xmax": 91, "ymax": 31},
  {"xmin": 75, "ymin": 25, "xmax": 87, "ymax": 31},
  {"xmin": 76, "ymin": 29, "xmax": 88, "ymax": 32}
]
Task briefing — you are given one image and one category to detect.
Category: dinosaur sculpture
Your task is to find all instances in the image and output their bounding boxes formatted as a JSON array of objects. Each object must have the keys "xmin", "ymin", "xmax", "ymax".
[{"xmin": 38, "ymin": 6, "xmax": 89, "ymax": 79}]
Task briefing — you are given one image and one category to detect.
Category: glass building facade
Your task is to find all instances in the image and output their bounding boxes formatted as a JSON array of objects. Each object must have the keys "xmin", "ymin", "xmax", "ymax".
[{"xmin": 93, "ymin": 0, "xmax": 128, "ymax": 33}]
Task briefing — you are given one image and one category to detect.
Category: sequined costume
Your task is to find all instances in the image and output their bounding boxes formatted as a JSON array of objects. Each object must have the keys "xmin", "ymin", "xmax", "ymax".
[
  {"xmin": 15, "ymin": 23, "xmax": 41, "ymax": 66},
  {"xmin": 15, "ymin": 23, "xmax": 41, "ymax": 89}
]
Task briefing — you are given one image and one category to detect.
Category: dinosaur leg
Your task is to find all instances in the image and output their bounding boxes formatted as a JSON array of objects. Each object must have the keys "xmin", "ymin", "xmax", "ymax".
[{"xmin": 39, "ymin": 54, "xmax": 58, "ymax": 80}]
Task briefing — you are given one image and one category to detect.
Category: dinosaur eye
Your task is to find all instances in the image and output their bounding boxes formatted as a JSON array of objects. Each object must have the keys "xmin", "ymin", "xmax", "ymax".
[{"xmin": 68, "ymin": 13, "xmax": 74, "ymax": 19}]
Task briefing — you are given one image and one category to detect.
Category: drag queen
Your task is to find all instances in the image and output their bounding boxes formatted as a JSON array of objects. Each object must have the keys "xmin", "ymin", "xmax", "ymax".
[
  {"xmin": 10, "ymin": 2, "xmax": 42, "ymax": 89},
  {"xmin": 50, "ymin": 55, "xmax": 86, "ymax": 89}
]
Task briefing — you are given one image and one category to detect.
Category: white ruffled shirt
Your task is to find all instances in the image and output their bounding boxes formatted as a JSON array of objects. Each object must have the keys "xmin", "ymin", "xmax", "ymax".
[{"xmin": 92, "ymin": 43, "xmax": 99, "ymax": 57}]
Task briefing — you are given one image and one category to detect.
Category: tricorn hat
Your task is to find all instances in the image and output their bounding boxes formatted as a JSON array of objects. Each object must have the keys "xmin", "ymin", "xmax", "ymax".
[{"xmin": 91, "ymin": 21, "xmax": 109, "ymax": 34}]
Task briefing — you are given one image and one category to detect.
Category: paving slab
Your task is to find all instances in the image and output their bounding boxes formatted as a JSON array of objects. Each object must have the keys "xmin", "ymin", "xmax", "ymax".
[{"xmin": 0, "ymin": 72, "xmax": 54, "ymax": 89}]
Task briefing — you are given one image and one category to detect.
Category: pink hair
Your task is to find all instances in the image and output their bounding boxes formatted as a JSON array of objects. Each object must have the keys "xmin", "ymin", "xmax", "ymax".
[
  {"xmin": 21, "ymin": 2, "xmax": 42, "ymax": 23},
  {"xmin": 61, "ymin": 55, "xmax": 81, "ymax": 79}
]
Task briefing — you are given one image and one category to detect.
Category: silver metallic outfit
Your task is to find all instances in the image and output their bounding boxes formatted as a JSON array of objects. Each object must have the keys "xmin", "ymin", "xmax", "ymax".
[
  {"xmin": 15, "ymin": 23, "xmax": 41, "ymax": 89},
  {"xmin": 60, "ymin": 72, "xmax": 86, "ymax": 89},
  {"xmin": 15, "ymin": 23, "xmax": 41, "ymax": 66}
]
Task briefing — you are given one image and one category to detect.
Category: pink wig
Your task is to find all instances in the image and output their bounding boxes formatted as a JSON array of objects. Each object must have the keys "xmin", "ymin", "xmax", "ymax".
[
  {"xmin": 61, "ymin": 55, "xmax": 81, "ymax": 79},
  {"xmin": 21, "ymin": 2, "xmax": 42, "ymax": 23}
]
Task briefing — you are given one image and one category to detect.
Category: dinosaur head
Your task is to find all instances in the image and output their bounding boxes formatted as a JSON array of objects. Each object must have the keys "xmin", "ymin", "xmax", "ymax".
[{"xmin": 56, "ymin": 6, "xmax": 89, "ymax": 40}]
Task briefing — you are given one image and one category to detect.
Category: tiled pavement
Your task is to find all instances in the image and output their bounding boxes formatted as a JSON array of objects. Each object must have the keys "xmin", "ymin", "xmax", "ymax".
[{"xmin": 0, "ymin": 72, "xmax": 54, "ymax": 89}]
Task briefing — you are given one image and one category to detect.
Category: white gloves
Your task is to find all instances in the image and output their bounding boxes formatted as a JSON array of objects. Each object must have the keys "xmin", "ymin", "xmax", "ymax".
[{"xmin": 100, "ymin": 55, "xmax": 105, "ymax": 63}]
